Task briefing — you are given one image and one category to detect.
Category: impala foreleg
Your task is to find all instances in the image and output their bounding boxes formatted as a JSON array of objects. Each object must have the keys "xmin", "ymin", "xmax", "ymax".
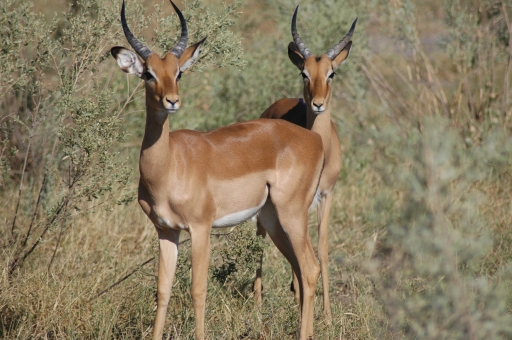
[
  {"xmin": 153, "ymin": 228, "xmax": 181, "ymax": 340},
  {"xmin": 253, "ymin": 220, "xmax": 267, "ymax": 305},
  {"xmin": 317, "ymin": 193, "xmax": 333, "ymax": 323},
  {"xmin": 189, "ymin": 226, "xmax": 212, "ymax": 340}
]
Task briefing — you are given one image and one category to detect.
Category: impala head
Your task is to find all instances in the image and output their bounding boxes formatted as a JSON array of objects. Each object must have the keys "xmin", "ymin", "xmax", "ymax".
[
  {"xmin": 288, "ymin": 6, "xmax": 357, "ymax": 114},
  {"xmin": 111, "ymin": 0, "xmax": 205, "ymax": 114}
]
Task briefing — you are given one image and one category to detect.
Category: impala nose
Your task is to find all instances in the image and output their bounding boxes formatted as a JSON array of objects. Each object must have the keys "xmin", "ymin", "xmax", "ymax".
[
  {"xmin": 312, "ymin": 101, "xmax": 324, "ymax": 112},
  {"xmin": 165, "ymin": 97, "xmax": 180, "ymax": 111},
  {"xmin": 166, "ymin": 97, "xmax": 179, "ymax": 105}
]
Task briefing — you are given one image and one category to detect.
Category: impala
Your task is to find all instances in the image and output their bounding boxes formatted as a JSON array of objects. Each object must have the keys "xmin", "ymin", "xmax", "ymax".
[
  {"xmin": 111, "ymin": 1, "xmax": 325, "ymax": 339},
  {"xmin": 253, "ymin": 6, "xmax": 357, "ymax": 321}
]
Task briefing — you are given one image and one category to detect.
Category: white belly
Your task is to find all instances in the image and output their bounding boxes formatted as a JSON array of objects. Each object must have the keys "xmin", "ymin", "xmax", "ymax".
[{"xmin": 212, "ymin": 192, "xmax": 267, "ymax": 228}]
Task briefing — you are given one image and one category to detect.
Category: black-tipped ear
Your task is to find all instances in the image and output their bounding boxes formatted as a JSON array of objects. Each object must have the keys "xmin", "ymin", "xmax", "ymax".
[
  {"xmin": 332, "ymin": 41, "xmax": 352, "ymax": 69},
  {"xmin": 288, "ymin": 42, "xmax": 305, "ymax": 70},
  {"xmin": 179, "ymin": 37, "xmax": 207, "ymax": 72},
  {"xmin": 111, "ymin": 46, "xmax": 124, "ymax": 59}
]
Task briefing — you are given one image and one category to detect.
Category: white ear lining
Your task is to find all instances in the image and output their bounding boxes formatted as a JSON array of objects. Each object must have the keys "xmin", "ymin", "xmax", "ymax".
[
  {"xmin": 179, "ymin": 45, "xmax": 202, "ymax": 72},
  {"xmin": 115, "ymin": 49, "xmax": 144, "ymax": 78},
  {"xmin": 333, "ymin": 44, "xmax": 352, "ymax": 68}
]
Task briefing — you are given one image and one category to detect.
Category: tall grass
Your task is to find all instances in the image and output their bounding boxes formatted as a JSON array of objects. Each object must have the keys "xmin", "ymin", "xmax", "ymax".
[{"xmin": 1, "ymin": 0, "xmax": 512, "ymax": 338}]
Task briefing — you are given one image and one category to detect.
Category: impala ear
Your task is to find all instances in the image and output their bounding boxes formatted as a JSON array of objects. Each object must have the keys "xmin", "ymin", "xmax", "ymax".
[
  {"xmin": 331, "ymin": 41, "xmax": 352, "ymax": 69},
  {"xmin": 288, "ymin": 42, "xmax": 305, "ymax": 70},
  {"xmin": 179, "ymin": 37, "xmax": 207, "ymax": 72},
  {"xmin": 111, "ymin": 46, "xmax": 144, "ymax": 78}
]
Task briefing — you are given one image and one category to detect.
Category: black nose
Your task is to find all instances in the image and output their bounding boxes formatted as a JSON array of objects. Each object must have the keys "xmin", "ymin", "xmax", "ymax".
[
  {"xmin": 313, "ymin": 102, "xmax": 323, "ymax": 108},
  {"xmin": 166, "ymin": 97, "xmax": 179, "ymax": 105}
]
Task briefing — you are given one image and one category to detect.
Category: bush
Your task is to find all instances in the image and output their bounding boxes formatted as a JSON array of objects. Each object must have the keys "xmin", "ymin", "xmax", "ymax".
[{"xmin": 369, "ymin": 117, "xmax": 512, "ymax": 339}]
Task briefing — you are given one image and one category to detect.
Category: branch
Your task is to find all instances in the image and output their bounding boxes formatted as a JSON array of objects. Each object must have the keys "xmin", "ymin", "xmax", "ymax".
[
  {"xmin": 87, "ymin": 228, "xmax": 245, "ymax": 301},
  {"xmin": 8, "ymin": 193, "xmax": 72, "ymax": 276},
  {"xmin": 22, "ymin": 173, "xmax": 47, "ymax": 247},
  {"xmin": 89, "ymin": 257, "xmax": 155, "ymax": 302}
]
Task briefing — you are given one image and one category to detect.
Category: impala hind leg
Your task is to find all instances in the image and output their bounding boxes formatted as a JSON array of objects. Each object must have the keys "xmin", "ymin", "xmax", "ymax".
[
  {"xmin": 291, "ymin": 269, "xmax": 301, "ymax": 305},
  {"xmin": 280, "ymin": 216, "xmax": 320, "ymax": 338},
  {"xmin": 259, "ymin": 200, "xmax": 319, "ymax": 339},
  {"xmin": 317, "ymin": 193, "xmax": 333, "ymax": 323},
  {"xmin": 189, "ymin": 226, "xmax": 212, "ymax": 340},
  {"xmin": 289, "ymin": 194, "xmax": 333, "ymax": 323},
  {"xmin": 153, "ymin": 228, "xmax": 181, "ymax": 340},
  {"xmin": 253, "ymin": 220, "xmax": 267, "ymax": 305}
]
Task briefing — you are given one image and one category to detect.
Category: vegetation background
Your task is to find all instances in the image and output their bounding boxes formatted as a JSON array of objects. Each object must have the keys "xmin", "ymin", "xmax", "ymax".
[{"xmin": 1, "ymin": 0, "xmax": 512, "ymax": 338}]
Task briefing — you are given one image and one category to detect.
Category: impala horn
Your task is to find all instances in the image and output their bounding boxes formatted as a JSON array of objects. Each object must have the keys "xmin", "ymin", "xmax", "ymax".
[
  {"xmin": 291, "ymin": 6, "xmax": 312, "ymax": 59},
  {"xmin": 120, "ymin": 0, "xmax": 189, "ymax": 60},
  {"xmin": 325, "ymin": 17, "xmax": 358, "ymax": 60},
  {"xmin": 120, "ymin": 0, "xmax": 152, "ymax": 60},
  {"xmin": 169, "ymin": 0, "xmax": 188, "ymax": 58}
]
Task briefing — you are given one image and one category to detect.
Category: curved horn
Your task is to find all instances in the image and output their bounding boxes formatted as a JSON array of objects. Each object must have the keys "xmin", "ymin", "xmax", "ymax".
[
  {"xmin": 325, "ymin": 17, "xmax": 358, "ymax": 60},
  {"xmin": 291, "ymin": 6, "xmax": 312, "ymax": 59},
  {"xmin": 169, "ymin": 0, "xmax": 189, "ymax": 58},
  {"xmin": 120, "ymin": 0, "xmax": 152, "ymax": 61}
]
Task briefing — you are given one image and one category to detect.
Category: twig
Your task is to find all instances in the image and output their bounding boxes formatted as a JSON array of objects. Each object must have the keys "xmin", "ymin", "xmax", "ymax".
[
  {"xmin": 8, "ymin": 193, "xmax": 72, "ymax": 276},
  {"xmin": 47, "ymin": 216, "xmax": 66, "ymax": 273},
  {"xmin": 89, "ymin": 237, "xmax": 193, "ymax": 301},
  {"xmin": 10, "ymin": 135, "xmax": 32, "ymax": 242},
  {"xmin": 179, "ymin": 238, "xmax": 191, "ymax": 245},
  {"xmin": 22, "ymin": 173, "xmax": 47, "ymax": 247},
  {"xmin": 88, "ymin": 225, "xmax": 248, "ymax": 301},
  {"xmin": 90, "ymin": 257, "xmax": 156, "ymax": 301},
  {"xmin": 116, "ymin": 80, "xmax": 143, "ymax": 119}
]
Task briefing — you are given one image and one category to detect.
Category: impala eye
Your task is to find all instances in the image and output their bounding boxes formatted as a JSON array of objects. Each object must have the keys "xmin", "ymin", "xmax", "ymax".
[
  {"xmin": 177, "ymin": 71, "xmax": 182, "ymax": 81},
  {"xmin": 144, "ymin": 72, "xmax": 154, "ymax": 81},
  {"xmin": 328, "ymin": 72, "xmax": 336, "ymax": 79},
  {"xmin": 300, "ymin": 72, "xmax": 309, "ymax": 80}
]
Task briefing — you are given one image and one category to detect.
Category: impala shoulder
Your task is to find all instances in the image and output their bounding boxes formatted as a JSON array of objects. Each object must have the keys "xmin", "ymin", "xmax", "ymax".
[
  {"xmin": 169, "ymin": 128, "xmax": 203, "ymax": 141},
  {"xmin": 168, "ymin": 129, "xmax": 211, "ymax": 153}
]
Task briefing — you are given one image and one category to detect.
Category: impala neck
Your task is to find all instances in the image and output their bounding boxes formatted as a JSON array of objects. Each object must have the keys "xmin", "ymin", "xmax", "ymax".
[
  {"xmin": 306, "ymin": 101, "xmax": 333, "ymax": 153},
  {"xmin": 140, "ymin": 96, "xmax": 172, "ymax": 180}
]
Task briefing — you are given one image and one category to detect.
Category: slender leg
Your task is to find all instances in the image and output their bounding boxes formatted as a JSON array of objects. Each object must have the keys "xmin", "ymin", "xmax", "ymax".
[
  {"xmin": 291, "ymin": 269, "xmax": 301, "ymax": 305},
  {"xmin": 282, "ymin": 217, "xmax": 320, "ymax": 339},
  {"xmin": 317, "ymin": 193, "xmax": 333, "ymax": 323},
  {"xmin": 153, "ymin": 228, "xmax": 181, "ymax": 340},
  {"xmin": 253, "ymin": 219, "xmax": 267, "ymax": 305},
  {"xmin": 259, "ymin": 200, "xmax": 319, "ymax": 339},
  {"xmin": 189, "ymin": 226, "xmax": 212, "ymax": 340},
  {"xmin": 290, "ymin": 193, "xmax": 334, "ymax": 323},
  {"xmin": 258, "ymin": 201, "xmax": 299, "ymax": 276}
]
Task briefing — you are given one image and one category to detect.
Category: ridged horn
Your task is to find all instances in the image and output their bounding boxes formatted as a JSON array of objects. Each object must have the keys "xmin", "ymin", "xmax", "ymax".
[
  {"xmin": 120, "ymin": 0, "xmax": 152, "ymax": 61},
  {"xmin": 291, "ymin": 6, "xmax": 312, "ymax": 59},
  {"xmin": 169, "ymin": 0, "xmax": 188, "ymax": 58},
  {"xmin": 325, "ymin": 17, "xmax": 358, "ymax": 60}
]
